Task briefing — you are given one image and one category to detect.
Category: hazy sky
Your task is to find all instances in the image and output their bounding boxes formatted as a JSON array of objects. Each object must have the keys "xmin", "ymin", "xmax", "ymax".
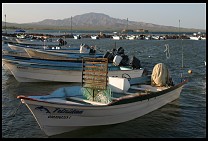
[{"xmin": 2, "ymin": 3, "xmax": 206, "ymax": 30}]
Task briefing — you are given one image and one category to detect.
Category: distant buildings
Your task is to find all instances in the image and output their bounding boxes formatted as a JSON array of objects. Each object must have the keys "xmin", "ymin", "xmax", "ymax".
[
  {"xmin": 134, "ymin": 29, "xmax": 148, "ymax": 33},
  {"xmin": 121, "ymin": 28, "xmax": 148, "ymax": 33},
  {"xmin": 121, "ymin": 29, "xmax": 134, "ymax": 33}
]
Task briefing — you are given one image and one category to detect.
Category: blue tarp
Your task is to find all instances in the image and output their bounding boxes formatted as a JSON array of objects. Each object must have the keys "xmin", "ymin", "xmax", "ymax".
[{"xmin": 15, "ymin": 29, "xmax": 25, "ymax": 32}]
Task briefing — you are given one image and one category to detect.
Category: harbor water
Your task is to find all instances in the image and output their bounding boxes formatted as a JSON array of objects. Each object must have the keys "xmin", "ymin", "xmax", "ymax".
[{"xmin": 2, "ymin": 35, "xmax": 206, "ymax": 138}]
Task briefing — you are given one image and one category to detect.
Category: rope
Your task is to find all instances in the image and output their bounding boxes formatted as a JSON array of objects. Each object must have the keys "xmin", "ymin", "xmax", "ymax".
[{"xmin": 164, "ymin": 44, "xmax": 170, "ymax": 59}]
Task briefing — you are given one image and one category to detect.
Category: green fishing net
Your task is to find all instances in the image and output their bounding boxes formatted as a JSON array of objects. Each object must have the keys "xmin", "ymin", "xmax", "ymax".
[{"xmin": 81, "ymin": 86, "xmax": 112, "ymax": 104}]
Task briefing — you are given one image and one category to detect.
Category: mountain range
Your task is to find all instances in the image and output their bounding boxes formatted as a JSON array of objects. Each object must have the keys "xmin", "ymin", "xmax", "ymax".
[{"xmin": 2, "ymin": 12, "xmax": 205, "ymax": 32}]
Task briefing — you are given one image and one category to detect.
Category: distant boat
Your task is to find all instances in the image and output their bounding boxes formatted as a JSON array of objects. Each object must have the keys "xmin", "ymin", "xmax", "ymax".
[
  {"xmin": 189, "ymin": 32, "xmax": 206, "ymax": 40},
  {"xmin": 150, "ymin": 35, "xmax": 160, "ymax": 40},
  {"xmin": 5, "ymin": 43, "xmax": 99, "ymax": 59},
  {"xmin": 91, "ymin": 35, "xmax": 99, "ymax": 39},
  {"xmin": 189, "ymin": 36, "xmax": 201, "ymax": 40},
  {"xmin": 7, "ymin": 43, "xmax": 79, "ymax": 53},
  {"xmin": 23, "ymin": 47, "xmax": 103, "ymax": 60},
  {"xmin": 112, "ymin": 32, "xmax": 122, "ymax": 40},
  {"xmin": 15, "ymin": 29, "xmax": 26, "ymax": 33},
  {"xmin": 201, "ymin": 37, "xmax": 206, "ymax": 40},
  {"xmin": 15, "ymin": 38, "xmax": 63, "ymax": 46},
  {"xmin": 126, "ymin": 35, "xmax": 136, "ymax": 40},
  {"xmin": 112, "ymin": 35, "xmax": 122, "ymax": 40},
  {"xmin": 73, "ymin": 35, "xmax": 81, "ymax": 39}
]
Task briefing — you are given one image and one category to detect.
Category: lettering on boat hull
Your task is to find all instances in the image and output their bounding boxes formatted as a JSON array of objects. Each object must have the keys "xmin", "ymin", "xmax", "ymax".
[
  {"xmin": 35, "ymin": 106, "xmax": 83, "ymax": 114},
  {"xmin": 48, "ymin": 115, "xmax": 71, "ymax": 119}
]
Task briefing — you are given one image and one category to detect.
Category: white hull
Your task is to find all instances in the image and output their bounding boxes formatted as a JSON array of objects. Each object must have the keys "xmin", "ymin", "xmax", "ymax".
[
  {"xmin": 73, "ymin": 35, "xmax": 81, "ymax": 39},
  {"xmin": 24, "ymin": 48, "xmax": 102, "ymax": 60},
  {"xmin": 128, "ymin": 37, "xmax": 136, "ymax": 40},
  {"xmin": 15, "ymin": 38, "xmax": 60, "ymax": 46},
  {"xmin": 189, "ymin": 36, "xmax": 200, "ymax": 40},
  {"xmin": 8, "ymin": 43, "xmax": 80, "ymax": 54},
  {"xmin": 73, "ymin": 37, "xmax": 79, "ymax": 39},
  {"xmin": 2, "ymin": 48, "xmax": 29, "ymax": 57},
  {"xmin": 112, "ymin": 35, "xmax": 122, "ymax": 40},
  {"xmin": 8, "ymin": 43, "xmax": 26, "ymax": 52},
  {"xmin": 3, "ymin": 61, "xmax": 144, "ymax": 82},
  {"xmin": 201, "ymin": 37, "xmax": 206, "ymax": 40},
  {"xmin": 2, "ymin": 36, "xmax": 18, "ymax": 44},
  {"xmin": 91, "ymin": 36, "xmax": 99, "ymax": 39},
  {"xmin": 2, "ymin": 61, "xmax": 13, "ymax": 75},
  {"xmin": 126, "ymin": 35, "xmax": 136, "ymax": 40},
  {"xmin": 22, "ymin": 84, "xmax": 184, "ymax": 136},
  {"xmin": 24, "ymin": 48, "xmax": 72, "ymax": 60}
]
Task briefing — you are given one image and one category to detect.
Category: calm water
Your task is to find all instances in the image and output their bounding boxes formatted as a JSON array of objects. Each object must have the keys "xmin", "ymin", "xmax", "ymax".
[{"xmin": 2, "ymin": 36, "xmax": 206, "ymax": 138}]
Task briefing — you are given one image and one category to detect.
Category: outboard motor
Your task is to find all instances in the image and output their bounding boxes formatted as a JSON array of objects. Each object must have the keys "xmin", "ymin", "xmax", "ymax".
[
  {"xmin": 120, "ymin": 54, "xmax": 129, "ymax": 66},
  {"xmin": 117, "ymin": 47, "xmax": 124, "ymax": 55},
  {"xmin": 58, "ymin": 38, "xmax": 64, "ymax": 46},
  {"xmin": 129, "ymin": 56, "xmax": 141, "ymax": 69},
  {"xmin": 103, "ymin": 51, "xmax": 110, "ymax": 58},
  {"xmin": 112, "ymin": 48, "xmax": 117, "ymax": 56},
  {"xmin": 64, "ymin": 41, "xmax": 67, "ymax": 45},
  {"xmin": 103, "ymin": 52, "xmax": 114, "ymax": 63},
  {"xmin": 89, "ymin": 46, "xmax": 96, "ymax": 54},
  {"xmin": 113, "ymin": 55, "xmax": 122, "ymax": 66},
  {"xmin": 103, "ymin": 48, "xmax": 118, "ymax": 63}
]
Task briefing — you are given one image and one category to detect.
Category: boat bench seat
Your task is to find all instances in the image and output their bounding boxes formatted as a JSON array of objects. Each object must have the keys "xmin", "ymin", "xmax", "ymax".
[
  {"xmin": 67, "ymin": 97, "xmax": 108, "ymax": 106},
  {"xmin": 46, "ymin": 98, "xmax": 85, "ymax": 105}
]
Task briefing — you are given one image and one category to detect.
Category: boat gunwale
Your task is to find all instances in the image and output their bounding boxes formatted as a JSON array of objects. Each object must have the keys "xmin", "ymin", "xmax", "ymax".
[
  {"xmin": 109, "ymin": 79, "xmax": 188, "ymax": 105},
  {"xmin": 3, "ymin": 58, "xmax": 144, "ymax": 72},
  {"xmin": 17, "ymin": 79, "xmax": 188, "ymax": 107}
]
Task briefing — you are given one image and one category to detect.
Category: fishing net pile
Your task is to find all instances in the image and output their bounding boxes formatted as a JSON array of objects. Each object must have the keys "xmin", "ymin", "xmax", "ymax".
[
  {"xmin": 151, "ymin": 63, "xmax": 173, "ymax": 87},
  {"xmin": 82, "ymin": 87, "xmax": 112, "ymax": 104}
]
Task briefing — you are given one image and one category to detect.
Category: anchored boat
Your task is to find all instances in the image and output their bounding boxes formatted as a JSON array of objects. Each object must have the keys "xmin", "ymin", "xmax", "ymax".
[{"xmin": 17, "ymin": 59, "xmax": 187, "ymax": 136}]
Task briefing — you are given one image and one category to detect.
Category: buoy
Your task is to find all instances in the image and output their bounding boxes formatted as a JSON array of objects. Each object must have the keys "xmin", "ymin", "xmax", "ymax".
[{"xmin": 188, "ymin": 70, "xmax": 192, "ymax": 74}]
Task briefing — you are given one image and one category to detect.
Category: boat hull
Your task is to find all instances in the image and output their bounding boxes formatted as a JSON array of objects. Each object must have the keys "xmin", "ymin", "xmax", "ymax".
[
  {"xmin": 3, "ymin": 60, "xmax": 144, "ymax": 82},
  {"xmin": 8, "ymin": 43, "xmax": 28, "ymax": 52},
  {"xmin": 21, "ymin": 83, "xmax": 184, "ymax": 136},
  {"xmin": 189, "ymin": 36, "xmax": 200, "ymax": 40},
  {"xmin": 2, "ymin": 60, "xmax": 13, "ymax": 75},
  {"xmin": 15, "ymin": 38, "xmax": 60, "ymax": 46},
  {"xmin": 24, "ymin": 48, "xmax": 103, "ymax": 60},
  {"xmin": 112, "ymin": 36, "xmax": 122, "ymax": 40}
]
